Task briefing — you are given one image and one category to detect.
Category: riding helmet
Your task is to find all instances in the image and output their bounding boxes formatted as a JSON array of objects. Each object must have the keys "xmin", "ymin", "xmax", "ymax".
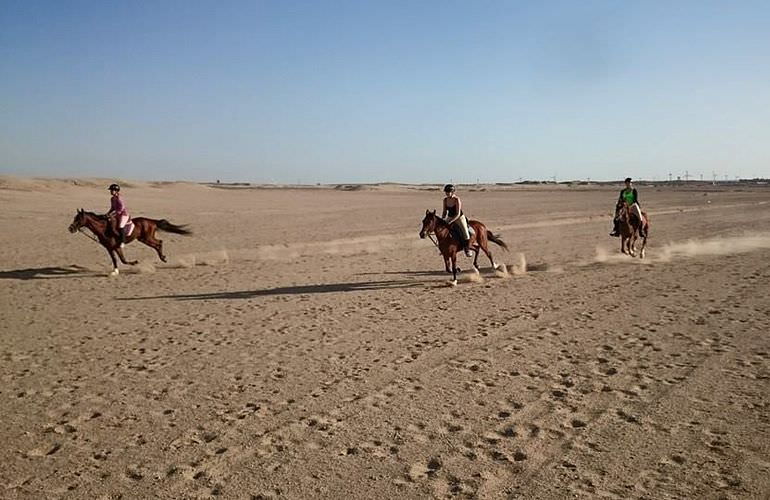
[
  {"xmin": 624, "ymin": 177, "xmax": 632, "ymax": 183},
  {"xmin": 443, "ymin": 184, "xmax": 455, "ymax": 193},
  {"xmin": 108, "ymin": 183, "xmax": 120, "ymax": 192}
]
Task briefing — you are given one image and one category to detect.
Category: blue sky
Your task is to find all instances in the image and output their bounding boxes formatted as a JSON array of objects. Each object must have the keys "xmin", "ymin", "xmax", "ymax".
[{"xmin": 2, "ymin": 1, "xmax": 769, "ymax": 183}]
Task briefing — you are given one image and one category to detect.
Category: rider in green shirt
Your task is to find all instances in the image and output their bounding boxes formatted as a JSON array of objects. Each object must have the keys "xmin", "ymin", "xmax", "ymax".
[{"xmin": 610, "ymin": 177, "xmax": 646, "ymax": 237}]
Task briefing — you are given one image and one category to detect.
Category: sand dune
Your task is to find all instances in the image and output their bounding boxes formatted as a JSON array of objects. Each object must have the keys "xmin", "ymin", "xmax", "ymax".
[{"xmin": 1, "ymin": 179, "xmax": 769, "ymax": 498}]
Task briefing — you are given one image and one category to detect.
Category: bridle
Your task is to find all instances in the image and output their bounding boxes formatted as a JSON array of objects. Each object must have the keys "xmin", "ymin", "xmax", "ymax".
[
  {"xmin": 422, "ymin": 215, "xmax": 441, "ymax": 252},
  {"xmin": 72, "ymin": 213, "xmax": 101, "ymax": 243}
]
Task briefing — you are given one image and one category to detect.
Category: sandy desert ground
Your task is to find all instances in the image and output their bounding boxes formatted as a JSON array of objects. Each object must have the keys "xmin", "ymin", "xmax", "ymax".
[{"xmin": 1, "ymin": 176, "xmax": 769, "ymax": 499}]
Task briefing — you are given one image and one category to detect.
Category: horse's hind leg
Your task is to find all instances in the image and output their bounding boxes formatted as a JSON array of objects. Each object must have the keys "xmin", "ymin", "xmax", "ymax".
[
  {"xmin": 481, "ymin": 243, "xmax": 497, "ymax": 270},
  {"xmin": 142, "ymin": 235, "xmax": 166, "ymax": 263},
  {"xmin": 472, "ymin": 247, "xmax": 480, "ymax": 273}
]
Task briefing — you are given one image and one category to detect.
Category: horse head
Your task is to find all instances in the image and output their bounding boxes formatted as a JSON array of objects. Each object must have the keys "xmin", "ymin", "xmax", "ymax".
[
  {"xmin": 69, "ymin": 208, "xmax": 86, "ymax": 233},
  {"xmin": 419, "ymin": 209, "xmax": 437, "ymax": 239},
  {"xmin": 616, "ymin": 201, "xmax": 631, "ymax": 222}
]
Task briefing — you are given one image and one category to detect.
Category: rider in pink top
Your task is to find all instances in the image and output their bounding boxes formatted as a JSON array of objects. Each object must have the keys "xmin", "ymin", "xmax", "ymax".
[{"xmin": 106, "ymin": 183, "xmax": 130, "ymax": 246}]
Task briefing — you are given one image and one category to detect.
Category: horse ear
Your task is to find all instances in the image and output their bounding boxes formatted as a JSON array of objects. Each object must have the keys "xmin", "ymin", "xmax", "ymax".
[{"xmin": 431, "ymin": 209, "xmax": 436, "ymax": 215}]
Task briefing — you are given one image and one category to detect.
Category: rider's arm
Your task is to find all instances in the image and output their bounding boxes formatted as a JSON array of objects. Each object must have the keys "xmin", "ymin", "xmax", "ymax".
[
  {"xmin": 441, "ymin": 198, "xmax": 448, "ymax": 219},
  {"xmin": 633, "ymin": 188, "xmax": 639, "ymax": 204}
]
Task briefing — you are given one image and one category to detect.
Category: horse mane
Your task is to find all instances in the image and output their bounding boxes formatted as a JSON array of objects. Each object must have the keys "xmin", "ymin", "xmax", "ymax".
[
  {"xmin": 430, "ymin": 211, "xmax": 449, "ymax": 228},
  {"xmin": 81, "ymin": 210, "xmax": 109, "ymax": 221}
]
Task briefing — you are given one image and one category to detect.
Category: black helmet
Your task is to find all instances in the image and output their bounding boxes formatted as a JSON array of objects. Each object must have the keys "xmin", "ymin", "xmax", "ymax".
[
  {"xmin": 443, "ymin": 184, "xmax": 455, "ymax": 193},
  {"xmin": 108, "ymin": 183, "xmax": 120, "ymax": 192},
  {"xmin": 624, "ymin": 177, "xmax": 632, "ymax": 183}
]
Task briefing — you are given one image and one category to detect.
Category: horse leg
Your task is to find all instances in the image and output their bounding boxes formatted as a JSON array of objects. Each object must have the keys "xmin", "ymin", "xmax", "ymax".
[
  {"xmin": 620, "ymin": 235, "xmax": 626, "ymax": 255},
  {"xmin": 107, "ymin": 248, "xmax": 119, "ymax": 276},
  {"xmin": 116, "ymin": 247, "xmax": 139, "ymax": 266},
  {"xmin": 450, "ymin": 253, "xmax": 458, "ymax": 286},
  {"xmin": 639, "ymin": 235, "xmax": 647, "ymax": 259},
  {"xmin": 444, "ymin": 255, "xmax": 452, "ymax": 273},
  {"xmin": 481, "ymin": 243, "xmax": 497, "ymax": 270},
  {"xmin": 142, "ymin": 235, "xmax": 166, "ymax": 263},
  {"xmin": 472, "ymin": 246, "xmax": 480, "ymax": 273}
]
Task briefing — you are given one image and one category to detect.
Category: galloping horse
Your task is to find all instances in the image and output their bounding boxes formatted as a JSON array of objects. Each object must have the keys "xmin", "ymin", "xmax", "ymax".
[
  {"xmin": 69, "ymin": 209, "xmax": 191, "ymax": 275},
  {"xmin": 419, "ymin": 210, "xmax": 508, "ymax": 284},
  {"xmin": 616, "ymin": 201, "xmax": 649, "ymax": 258}
]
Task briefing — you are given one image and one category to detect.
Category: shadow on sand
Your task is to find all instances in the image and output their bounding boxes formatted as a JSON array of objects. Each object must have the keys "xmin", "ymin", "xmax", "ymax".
[
  {"xmin": 120, "ymin": 279, "xmax": 425, "ymax": 301},
  {"xmin": 0, "ymin": 265, "xmax": 99, "ymax": 280},
  {"xmin": 356, "ymin": 270, "xmax": 452, "ymax": 277}
]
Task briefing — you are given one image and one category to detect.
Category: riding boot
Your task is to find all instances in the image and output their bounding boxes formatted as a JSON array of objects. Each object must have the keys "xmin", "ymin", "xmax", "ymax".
[
  {"xmin": 463, "ymin": 239, "xmax": 473, "ymax": 257},
  {"xmin": 117, "ymin": 228, "xmax": 126, "ymax": 248},
  {"xmin": 609, "ymin": 219, "xmax": 619, "ymax": 237}
]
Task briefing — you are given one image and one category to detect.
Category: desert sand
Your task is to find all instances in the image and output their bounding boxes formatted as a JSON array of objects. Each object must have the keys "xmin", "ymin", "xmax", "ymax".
[{"xmin": 1, "ymin": 176, "xmax": 769, "ymax": 499}]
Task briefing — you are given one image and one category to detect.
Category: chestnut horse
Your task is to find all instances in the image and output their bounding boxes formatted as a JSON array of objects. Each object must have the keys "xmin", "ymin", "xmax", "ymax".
[
  {"xmin": 616, "ymin": 201, "xmax": 649, "ymax": 259},
  {"xmin": 419, "ymin": 210, "xmax": 508, "ymax": 284},
  {"xmin": 69, "ymin": 209, "xmax": 191, "ymax": 275}
]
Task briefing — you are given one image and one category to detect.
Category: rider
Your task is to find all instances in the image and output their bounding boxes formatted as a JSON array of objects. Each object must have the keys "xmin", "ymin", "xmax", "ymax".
[
  {"xmin": 106, "ymin": 183, "xmax": 130, "ymax": 247},
  {"xmin": 610, "ymin": 177, "xmax": 645, "ymax": 237},
  {"xmin": 441, "ymin": 184, "xmax": 473, "ymax": 257}
]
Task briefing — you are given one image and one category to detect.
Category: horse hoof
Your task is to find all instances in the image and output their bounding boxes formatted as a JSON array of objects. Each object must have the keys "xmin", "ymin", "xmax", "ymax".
[
  {"xmin": 160, "ymin": 256, "xmax": 167, "ymax": 263},
  {"xmin": 130, "ymin": 261, "xmax": 139, "ymax": 265},
  {"xmin": 109, "ymin": 269, "xmax": 119, "ymax": 277},
  {"xmin": 448, "ymin": 280, "xmax": 458, "ymax": 287}
]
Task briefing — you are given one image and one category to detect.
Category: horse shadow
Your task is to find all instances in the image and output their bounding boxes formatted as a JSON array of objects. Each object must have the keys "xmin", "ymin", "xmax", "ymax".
[
  {"xmin": 356, "ymin": 270, "xmax": 452, "ymax": 278},
  {"xmin": 121, "ymin": 279, "xmax": 425, "ymax": 301},
  {"xmin": 0, "ymin": 265, "xmax": 99, "ymax": 280}
]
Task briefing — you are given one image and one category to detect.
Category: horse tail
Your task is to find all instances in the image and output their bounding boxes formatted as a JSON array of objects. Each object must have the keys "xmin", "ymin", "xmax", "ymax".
[
  {"xmin": 156, "ymin": 219, "xmax": 192, "ymax": 235},
  {"xmin": 486, "ymin": 230, "xmax": 508, "ymax": 250}
]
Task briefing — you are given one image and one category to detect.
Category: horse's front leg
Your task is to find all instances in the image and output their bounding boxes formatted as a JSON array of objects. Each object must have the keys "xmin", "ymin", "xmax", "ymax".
[
  {"xmin": 472, "ymin": 246, "xmax": 480, "ymax": 273},
  {"xmin": 620, "ymin": 236, "xmax": 627, "ymax": 255},
  {"xmin": 450, "ymin": 253, "xmax": 458, "ymax": 286},
  {"xmin": 116, "ymin": 247, "xmax": 139, "ymax": 266},
  {"xmin": 444, "ymin": 255, "xmax": 452, "ymax": 273}
]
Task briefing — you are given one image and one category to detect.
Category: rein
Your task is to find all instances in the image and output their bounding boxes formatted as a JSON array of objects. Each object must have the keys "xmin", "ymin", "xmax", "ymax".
[
  {"xmin": 427, "ymin": 232, "xmax": 440, "ymax": 251},
  {"xmin": 77, "ymin": 227, "xmax": 100, "ymax": 243},
  {"xmin": 425, "ymin": 217, "xmax": 451, "ymax": 253}
]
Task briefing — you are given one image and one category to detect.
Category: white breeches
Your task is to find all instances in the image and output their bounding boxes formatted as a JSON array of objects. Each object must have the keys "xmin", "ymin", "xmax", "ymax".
[{"xmin": 446, "ymin": 215, "xmax": 470, "ymax": 240}]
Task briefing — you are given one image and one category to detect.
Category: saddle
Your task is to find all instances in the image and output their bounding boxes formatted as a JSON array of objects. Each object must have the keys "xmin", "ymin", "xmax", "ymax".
[
  {"xmin": 111, "ymin": 218, "xmax": 135, "ymax": 238},
  {"xmin": 449, "ymin": 223, "xmax": 475, "ymax": 241}
]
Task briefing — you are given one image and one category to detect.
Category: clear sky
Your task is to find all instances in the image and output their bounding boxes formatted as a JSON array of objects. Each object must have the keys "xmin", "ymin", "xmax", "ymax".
[{"xmin": 2, "ymin": 0, "xmax": 769, "ymax": 183}]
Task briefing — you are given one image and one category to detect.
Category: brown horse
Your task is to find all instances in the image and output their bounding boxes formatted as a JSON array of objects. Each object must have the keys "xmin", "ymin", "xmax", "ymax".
[
  {"xmin": 69, "ymin": 209, "xmax": 191, "ymax": 275},
  {"xmin": 419, "ymin": 210, "xmax": 508, "ymax": 284},
  {"xmin": 616, "ymin": 201, "xmax": 649, "ymax": 259}
]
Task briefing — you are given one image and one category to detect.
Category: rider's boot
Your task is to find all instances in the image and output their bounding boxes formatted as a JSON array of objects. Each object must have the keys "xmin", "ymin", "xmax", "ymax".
[
  {"xmin": 463, "ymin": 239, "xmax": 473, "ymax": 257},
  {"xmin": 117, "ymin": 227, "xmax": 126, "ymax": 248},
  {"xmin": 609, "ymin": 219, "xmax": 619, "ymax": 237}
]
